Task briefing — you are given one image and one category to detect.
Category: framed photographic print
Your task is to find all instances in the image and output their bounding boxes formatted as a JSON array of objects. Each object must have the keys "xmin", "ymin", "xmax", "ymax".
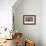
[{"xmin": 23, "ymin": 15, "xmax": 36, "ymax": 25}]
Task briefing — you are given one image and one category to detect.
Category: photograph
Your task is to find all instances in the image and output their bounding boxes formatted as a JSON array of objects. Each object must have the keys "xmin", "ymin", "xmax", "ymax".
[{"xmin": 23, "ymin": 15, "xmax": 36, "ymax": 25}]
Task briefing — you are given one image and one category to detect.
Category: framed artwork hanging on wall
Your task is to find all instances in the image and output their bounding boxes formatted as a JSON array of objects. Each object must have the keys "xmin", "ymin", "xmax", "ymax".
[{"xmin": 23, "ymin": 15, "xmax": 36, "ymax": 25}]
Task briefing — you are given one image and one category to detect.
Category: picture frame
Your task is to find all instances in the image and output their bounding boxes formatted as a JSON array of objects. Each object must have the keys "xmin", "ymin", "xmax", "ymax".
[{"xmin": 23, "ymin": 15, "xmax": 36, "ymax": 25}]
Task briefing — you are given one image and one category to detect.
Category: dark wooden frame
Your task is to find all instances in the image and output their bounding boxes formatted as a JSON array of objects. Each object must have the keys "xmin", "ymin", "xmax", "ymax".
[{"xmin": 23, "ymin": 15, "xmax": 36, "ymax": 25}]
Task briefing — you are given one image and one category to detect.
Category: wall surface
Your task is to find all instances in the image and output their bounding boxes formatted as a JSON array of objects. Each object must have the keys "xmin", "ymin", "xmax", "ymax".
[
  {"xmin": 13, "ymin": 0, "xmax": 41, "ymax": 46},
  {"xmin": 41, "ymin": 0, "xmax": 46, "ymax": 46},
  {"xmin": 0, "ymin": 0, "xmax": 17, "ymax": 39},
  {"xmin": 0, "ymin": 0, "xmax": 16, "ymax": 29}
]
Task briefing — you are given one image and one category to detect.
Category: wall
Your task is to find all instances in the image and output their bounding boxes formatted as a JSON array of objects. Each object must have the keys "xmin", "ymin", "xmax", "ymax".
[
  {"xmin": 0, "ymin": 0, "xmax": 16, "ymax": 30},
  {"xmin": 13, "ymin": 0, "xmax": 41, "ymax": 46},
  {"xmin": 41, "ymin": 0, "xmax": 46, "ymax": 46}
]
